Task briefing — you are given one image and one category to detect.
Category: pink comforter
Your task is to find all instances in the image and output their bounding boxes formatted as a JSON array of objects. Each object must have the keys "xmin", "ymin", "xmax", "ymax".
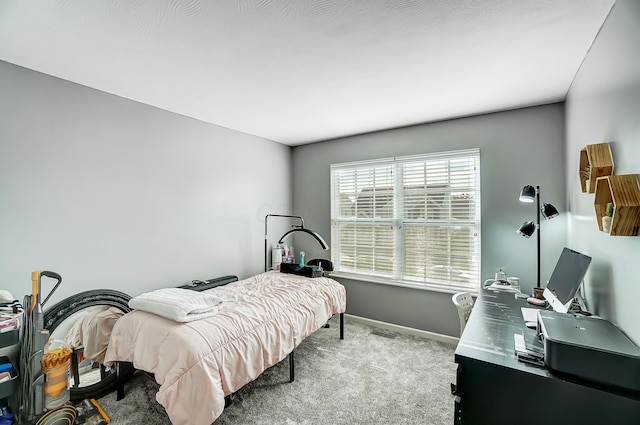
[{"xmin": 104, "ymin": 272, "xmax": 346, "ymax": 425}]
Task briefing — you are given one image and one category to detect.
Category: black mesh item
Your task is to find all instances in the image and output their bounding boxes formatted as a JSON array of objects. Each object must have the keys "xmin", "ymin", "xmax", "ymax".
[
  {"xmin": 306, "ymin": 259, "xmax": 333, "ymax": 271},
  {"xmin": 280, "ymin": 263, "xmax": 323, "ymax": 278}
]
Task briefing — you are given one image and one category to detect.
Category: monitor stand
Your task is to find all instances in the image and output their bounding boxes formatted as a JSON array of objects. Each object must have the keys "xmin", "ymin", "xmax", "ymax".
[{"xmin": 543, "ymin": 287, "xmax": 571, "ymax": 314}]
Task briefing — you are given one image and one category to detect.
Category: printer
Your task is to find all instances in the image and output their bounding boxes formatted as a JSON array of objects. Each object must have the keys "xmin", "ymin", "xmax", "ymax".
[{"xmin": 538, "ymin": 310, "xmax": 640, "ymax": 393}]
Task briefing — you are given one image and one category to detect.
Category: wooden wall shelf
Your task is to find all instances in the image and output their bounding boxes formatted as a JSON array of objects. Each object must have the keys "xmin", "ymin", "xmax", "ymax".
[
  {"xmin": 594, "ymin": 174, "xmax": 640, "ymax": 236},
  {"xmin": 580, "ymin": 143, "xmax": 614, "ymax": 193}
]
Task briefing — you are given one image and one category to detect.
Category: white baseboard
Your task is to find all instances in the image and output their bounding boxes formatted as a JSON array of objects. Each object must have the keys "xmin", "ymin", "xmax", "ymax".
[{"xmin": 344, "ymin": 314, "xmax": 459, "ymax": 345}]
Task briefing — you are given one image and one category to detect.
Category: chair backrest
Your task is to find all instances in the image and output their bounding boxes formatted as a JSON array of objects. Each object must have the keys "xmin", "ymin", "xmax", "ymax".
[{"xmin": 451, "ymin": 292, "xmax": 474, "ymax": 336}]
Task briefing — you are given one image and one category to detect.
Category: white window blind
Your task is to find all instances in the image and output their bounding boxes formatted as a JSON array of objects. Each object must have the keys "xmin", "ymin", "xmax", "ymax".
[{"xmin": 330, "ymin": 149, "xmax": 481, "ymax": 290}]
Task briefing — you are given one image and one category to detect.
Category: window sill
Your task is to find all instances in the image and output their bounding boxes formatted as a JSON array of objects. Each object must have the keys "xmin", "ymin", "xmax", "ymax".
[{"xmin": 328, "ymin": 271, "xmax": 479, "ymax": 296}]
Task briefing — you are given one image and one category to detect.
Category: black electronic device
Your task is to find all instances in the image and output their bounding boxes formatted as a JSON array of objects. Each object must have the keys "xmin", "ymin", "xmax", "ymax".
[
  {"xmin": 538, "ymin": 310, "xmax": 640, "ymax": 393},
  {"xmin": 306, "ymin": 258, "xmax": 333, "ymax": 272},
  {"xmin": 178, "ymin": 275, "xmax": 238, "ymax": 292},
  {"xmin": 280, "ymin": 263, "xmax": 323, "ymax": 278}
]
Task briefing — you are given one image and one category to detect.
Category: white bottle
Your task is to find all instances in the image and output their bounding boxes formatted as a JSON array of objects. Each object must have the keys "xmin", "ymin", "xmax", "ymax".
[{"xmin": 272, "ymin": 244, "xmax": 283, "ymax": 270}]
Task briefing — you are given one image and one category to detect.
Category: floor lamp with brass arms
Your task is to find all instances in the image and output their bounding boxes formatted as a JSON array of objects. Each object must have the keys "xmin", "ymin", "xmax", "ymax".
[
  {"xmin": 264, "ymin": 214, "xmax": 329, "ymax": 272},
  {"xmin": 516, "ymin": 185, "xmax": 559, "ymax": 296}
]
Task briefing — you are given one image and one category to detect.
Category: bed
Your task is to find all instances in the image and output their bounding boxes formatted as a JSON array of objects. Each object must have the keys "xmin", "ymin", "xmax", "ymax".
[{"xmin": 103, "ymin": 271, "xmax": 346, "ymax": 425}]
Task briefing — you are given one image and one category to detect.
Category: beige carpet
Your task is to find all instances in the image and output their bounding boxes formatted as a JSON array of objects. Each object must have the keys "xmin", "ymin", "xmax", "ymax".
[{"xmin": 97, "ymin": 318, "xmax": 457, "ymax": 424}]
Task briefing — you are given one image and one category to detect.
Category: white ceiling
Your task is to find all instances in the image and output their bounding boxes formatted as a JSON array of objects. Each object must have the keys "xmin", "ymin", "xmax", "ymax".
[{"xmin": 0, "ymin": 0, "xmax": 615, "ymax": 146}]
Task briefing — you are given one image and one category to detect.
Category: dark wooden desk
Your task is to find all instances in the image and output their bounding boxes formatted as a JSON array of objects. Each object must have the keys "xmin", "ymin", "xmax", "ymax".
[{"xmin": 453, "ymin": 289, "xmax": 640, "ymax": 424}]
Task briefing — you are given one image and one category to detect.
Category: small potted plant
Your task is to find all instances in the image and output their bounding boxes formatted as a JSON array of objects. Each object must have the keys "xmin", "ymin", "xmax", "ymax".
[
  {"xmin": 582, "ymin": 165, "xmax": 591, "ymax": 191},
  {"xmin": 602, "ymin": 202, "xmax": 614, "ymax": 233}
]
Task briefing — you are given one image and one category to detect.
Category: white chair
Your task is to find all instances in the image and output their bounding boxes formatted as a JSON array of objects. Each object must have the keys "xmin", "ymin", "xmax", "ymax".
[
  {"xmin": 451, "ymin": 292, "xmax": 475, "ymax": 395},
  {"xmin": 452, "ymin": 292, "xmax": 474, "ymax": 336}
]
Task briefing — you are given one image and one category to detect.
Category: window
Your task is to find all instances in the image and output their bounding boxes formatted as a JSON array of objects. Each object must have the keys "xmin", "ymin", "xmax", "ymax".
[{"xmin": 330, "ymin": 148, "xmax": 480, "ymax": 290}]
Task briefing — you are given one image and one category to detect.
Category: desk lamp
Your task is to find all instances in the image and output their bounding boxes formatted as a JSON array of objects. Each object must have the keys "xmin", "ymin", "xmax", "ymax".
[
  {"xmin": 516, "ymin": 185, "xmax": 559, "ymax": 293},
  {"xmin": 264, "ymin": 214, "xmax": 329, "ymax": 272}
]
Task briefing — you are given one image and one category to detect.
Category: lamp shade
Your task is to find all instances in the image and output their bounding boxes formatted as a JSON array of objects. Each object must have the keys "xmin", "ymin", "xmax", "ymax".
[
  {"xmin": 517, "ymin": 221, "xmax": 536, "ymax": 238},
  {"xmin": 278, "ymin": 228, "xmax": 329, "ymax": 251},
  {"xmin": 265, "ymin": 213, "xmax": 329, "ymax": 272},
  {"xmin": 515, "ymin": 185, "xmax": 557, "ymax": 290},
  {"xmin": 519, "ymin": 185, "xmax": 536, "ymax": 203},
  {"xmin": 541, "ymin": 203, "xmax": 559, "ymax": 220}
]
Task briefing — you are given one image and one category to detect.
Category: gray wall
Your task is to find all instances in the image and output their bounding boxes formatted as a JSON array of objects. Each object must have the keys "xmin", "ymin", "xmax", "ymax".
[
  {"xmin": 0, "ymin": 61, "xmax": 291, "ymax": 307},
  {"xmin": 292, "ymin": 104, "xmax": 567, "ymax": 337},
  {"xmin": 9, "ymin": 1, "xmax": 636, "ymax": 342},
  {"xmin": 565, "ymin": 0, "xmax": 640, "ymax": 344}
]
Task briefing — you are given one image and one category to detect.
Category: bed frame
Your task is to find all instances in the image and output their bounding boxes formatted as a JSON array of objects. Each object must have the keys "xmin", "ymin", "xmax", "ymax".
[{"xmin": 114, "ymin": 274, "xmax": 344, "ymax": 405}]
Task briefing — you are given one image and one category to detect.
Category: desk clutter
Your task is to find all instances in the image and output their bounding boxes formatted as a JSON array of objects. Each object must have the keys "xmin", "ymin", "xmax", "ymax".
[
  {"xmin": 516, "ymin": 280, "xmax": 640, "ymax": 395},
  {"xmin": 278, "ymin": 256, "xmax": 333, "ymax": 278},
  {"xmin": 279, "ymin": 263, "xmax": 323, "ymax": 278},
  {"xmin": 516, "ymin": 304, "xmax": 640, "ymax": 394},
  {"xmin": 517, "ymin": 310, "xmax": 640, "ymax": 394},
  {"xmin": 271, "ymin": 244, "xmax": 297, "ymax": 270},
  {"xmin": 482, "ymin": 279, "xmax": 521, "ymax": 294},
  {"xmin": 455, "ymin": 288, "xmax": 640, "ymax": 425},
  {"xmin": 513, "ymin": 333, "xmax": 544, "ymax": 366}
]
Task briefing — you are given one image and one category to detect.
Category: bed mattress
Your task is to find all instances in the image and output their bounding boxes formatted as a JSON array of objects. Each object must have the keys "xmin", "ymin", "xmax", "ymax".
[{"xmin": 104, "ymin": 271, "xmax": 346, "ymax": 425}]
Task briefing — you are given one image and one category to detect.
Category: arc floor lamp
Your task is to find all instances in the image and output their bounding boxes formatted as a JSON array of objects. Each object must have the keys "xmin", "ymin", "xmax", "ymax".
[
  {"xmin": 516, "ymin": 185, "xmax": 559, "ymax": 291},
  {"xmin": 264, "ymin": 214, "xmax": 329, "ymax": 272}
]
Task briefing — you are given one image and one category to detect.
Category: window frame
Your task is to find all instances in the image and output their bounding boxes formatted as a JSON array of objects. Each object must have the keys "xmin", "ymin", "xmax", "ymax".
[{"xmin": 330, "ymin": 148, "xmax": 481, "ymax": 292}]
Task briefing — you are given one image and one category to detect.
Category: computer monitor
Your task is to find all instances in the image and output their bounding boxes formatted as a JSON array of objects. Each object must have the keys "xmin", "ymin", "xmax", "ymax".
[{"xmin": 543, "ymin": 247, "xmax": 592, "ymax": 314}]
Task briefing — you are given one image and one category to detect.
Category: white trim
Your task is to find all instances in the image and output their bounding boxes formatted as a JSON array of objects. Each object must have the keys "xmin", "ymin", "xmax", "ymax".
[
  {"xmin": 396, "ymin": 147, "xmax": 480, "ymax": 162},
  {"xmin": 330, "ymin": 271, "xmax": 479, "ymax": 296},
  {"xmin": 330, "ymin": 157, "xmax": 394, "ymax": 170},
  {"xmin": 329, "ymin": 148, "xmax": 481, "ymax": 290},
  {"xmin": 345, "ymin": 314, "xmax": 459, "ymax": 345}
]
